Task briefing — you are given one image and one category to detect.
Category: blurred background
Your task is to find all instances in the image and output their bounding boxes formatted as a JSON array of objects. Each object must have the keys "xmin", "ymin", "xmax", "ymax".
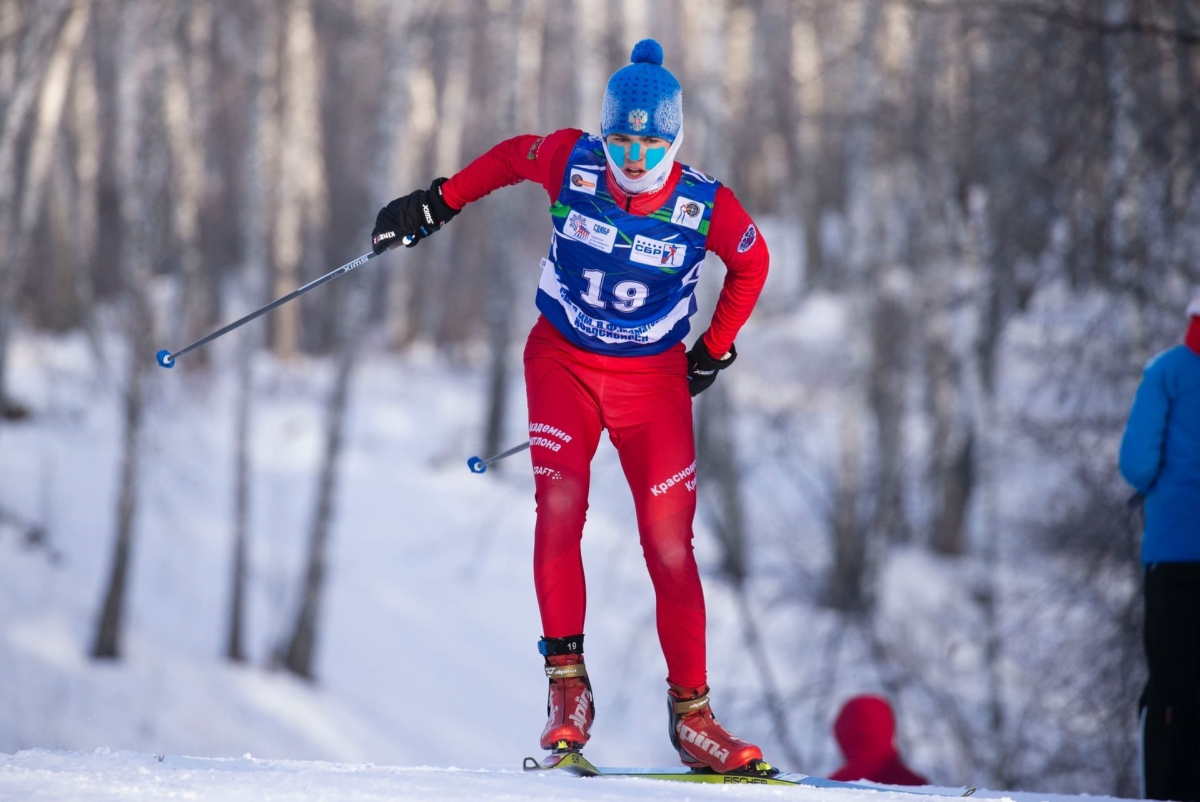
[{"xmin": 0, "ymin": 0, "xmax": 1197, "ymax": 797}]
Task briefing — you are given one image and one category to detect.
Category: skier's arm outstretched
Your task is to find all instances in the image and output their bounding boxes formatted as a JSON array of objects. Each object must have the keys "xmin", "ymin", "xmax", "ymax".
[{"xmin": 370, "ymin": 129, "xmax": 582, "ymax": 252}]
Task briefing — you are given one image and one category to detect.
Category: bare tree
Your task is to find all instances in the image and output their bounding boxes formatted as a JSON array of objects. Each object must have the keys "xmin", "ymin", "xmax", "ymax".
[
  {"xmin": 281, "ymin": 0, "xmax": 417, "ymax": 680},
  {"xmin": 163, "ymin": 0, "xmax": 214, "ymax": 366},
  {"xmin": 480, "ymin": 0, "xmax": 524, "ymax": 466},
  {"xmin": 0, "ymin": 0, "xmax": 81, "ymax": 418},
  {"xmin": 224, "ymin": 0, "xmax": 281, "ymax": 664},
  {"xmin": 271, "ymin": 0, "xmax": 325, "ymax": 358},
  {"xmin": 92, "ymin": 0, "xmax": 164, "ymax": 661}
]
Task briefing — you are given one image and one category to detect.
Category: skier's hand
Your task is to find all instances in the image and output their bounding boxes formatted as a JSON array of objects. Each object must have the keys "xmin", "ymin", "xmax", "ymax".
[
  {"xmin": 686, "ymin": 339, "xmax": 737, "ymax": 397},
  {"xmin": 371, "ymin": 177, "xmax": 460, "ymax": 254}
]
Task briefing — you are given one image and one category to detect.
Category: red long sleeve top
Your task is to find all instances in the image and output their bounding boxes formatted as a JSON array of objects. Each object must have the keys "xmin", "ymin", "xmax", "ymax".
[{"xmin": 442, "ymin": 128, "xmax": 769, "ymax": 357}]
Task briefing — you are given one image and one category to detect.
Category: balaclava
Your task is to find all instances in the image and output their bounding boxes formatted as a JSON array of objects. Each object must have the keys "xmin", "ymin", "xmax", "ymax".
[{"xmin": 600, "ymin": 39, "xmax": 684, "ymax": 195}]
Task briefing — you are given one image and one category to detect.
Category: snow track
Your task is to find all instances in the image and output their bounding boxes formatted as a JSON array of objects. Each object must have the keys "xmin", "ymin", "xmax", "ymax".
[{"xmin": 0, "ymin": 749, "xmax": 1126, "ymax": 802}]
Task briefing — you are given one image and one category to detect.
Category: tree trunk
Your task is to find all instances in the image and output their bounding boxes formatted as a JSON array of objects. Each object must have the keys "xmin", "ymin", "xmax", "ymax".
[
  {"xmin": 227, "ymin": 347, "xmax": 252, "ymax": 663},
  {"xmin": 382, "ymin": 20, "xmax": 434, "ymax": 350},
  {"xmin": 271, "ymin": 0, "xmax": 325, "ymax": 358},
  {"xmin": 280, "ymin": 0, "xmax": 416, "ymax": 678},
  {"xmin": 825, "ymin": 405, "xmax": 871, "ymax": 613},
  {"xmin": 0, "ymin": 0, "xmax": 81, "ymax": 417},
  {"xmin": 926, "ymin": 278, "xmax": 975, "ymax": 557},
  {"xmin": 281, "ymin": 281, "xmax": 365, "ymax": 680},
  {"xmin": 163, "ymin": 0, "xmax": 213, "ymax": 366},
  {"xmin": 696, "ymin": 382, "xmax": 747, "ymax": 588},
  {"xmin": 481, "ymin": 0, "xmax": 524, "ymax": 466},
  {"xmin": 225, "ymin": 0, "xmax": 281, "ymax": 664},
  {"xmin": 869, "ymin": 279, "xmax": 912, "ymax": 544},
  {"xmin": 92, "ymin": 0, "xmax": 160, "ymax": 661}
]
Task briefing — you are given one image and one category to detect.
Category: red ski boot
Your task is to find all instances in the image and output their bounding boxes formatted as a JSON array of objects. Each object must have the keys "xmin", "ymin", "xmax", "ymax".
[
  {"xmin": 538, "ymin": 636, "xmax": 594, "ymax": 752},
  {"xmin": 668, "ymin": 684, "xmax": 764, "ymax": 772}
]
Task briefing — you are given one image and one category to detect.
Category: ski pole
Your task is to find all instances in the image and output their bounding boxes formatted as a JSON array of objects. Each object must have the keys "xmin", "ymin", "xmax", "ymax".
[
  {"xmin": 467, "ymin": 441, "xmax": 531, "ymax": 474},
  {"xmin": 155, "ymin": 242, "xmax": 410, "ymax": 368}
]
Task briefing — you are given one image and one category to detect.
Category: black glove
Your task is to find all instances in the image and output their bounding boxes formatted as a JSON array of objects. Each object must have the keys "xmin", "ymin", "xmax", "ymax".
[
  {"xmin": 371, "ymin": 177, "xmax": 459, "ymax": 254},
  {"xmin": 686, "ymin": 340, "xmax": 737, "ymax": 397}
]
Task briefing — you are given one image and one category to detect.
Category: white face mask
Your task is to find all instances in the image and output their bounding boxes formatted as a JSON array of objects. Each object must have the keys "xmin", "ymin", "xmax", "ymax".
[{"xmin": 604, "ymin": 127, "xmax": 685, "ymax": 195}]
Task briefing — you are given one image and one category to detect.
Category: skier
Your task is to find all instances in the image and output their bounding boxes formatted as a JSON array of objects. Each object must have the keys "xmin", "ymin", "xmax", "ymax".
[
  {"xmin": 371, "ymin": 40, "xmax": 770, "ymax": 773},
  {"xmin": 1119, "ymin": 292, "xmax": 1200, "ymax": 801},
  {"xmin": 828, "ymin": 695, "xmax": 929, "ymax": 786}
]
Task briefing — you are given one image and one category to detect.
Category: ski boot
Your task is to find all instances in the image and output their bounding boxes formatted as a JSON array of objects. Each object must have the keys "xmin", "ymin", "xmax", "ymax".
[
  {"xmin": 668, "ymin": 683, "xmax": 765, "ymax": 773},
  {"xmin": 539, "ymin": 635, "xmax": 594, "ymax": 754}
]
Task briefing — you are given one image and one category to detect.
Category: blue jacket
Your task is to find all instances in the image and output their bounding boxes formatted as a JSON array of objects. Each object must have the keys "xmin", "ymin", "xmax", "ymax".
[{"xmin": 1119, "ymin": 345, "xmax": 1200, "ymax": 564}]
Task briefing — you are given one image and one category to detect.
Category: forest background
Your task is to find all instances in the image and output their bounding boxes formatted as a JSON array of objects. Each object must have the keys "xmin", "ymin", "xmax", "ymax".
[{"xmin": 1, "ymin": 0, "xmax": 1198, "ymax": 798}]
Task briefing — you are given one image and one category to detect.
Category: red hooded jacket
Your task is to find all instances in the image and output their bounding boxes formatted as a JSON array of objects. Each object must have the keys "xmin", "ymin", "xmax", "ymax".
[{"xmin": 829, "ymin": 695, "xmax": 929, "ymax": 786}]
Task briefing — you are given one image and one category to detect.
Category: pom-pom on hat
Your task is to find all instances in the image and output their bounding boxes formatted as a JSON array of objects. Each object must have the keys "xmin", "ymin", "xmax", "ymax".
[{"xmin": 601, "ymin": 39, "xmax": 682, "ymax": 141}]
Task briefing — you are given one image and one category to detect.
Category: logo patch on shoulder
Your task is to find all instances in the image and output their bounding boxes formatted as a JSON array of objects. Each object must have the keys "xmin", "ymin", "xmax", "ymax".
[
  {"xmin": 631, "ymin": 235, "xmax": 687, "ymax": 269},
  {"xmin": 682, "ymin": 167, "xmax": 717, "ymax": 184},
  {"xmin": 527, "ymin": 137, "xmax": 544, "ymax": 160},
  {"xmin": 569, "ymin": 168, "xmax": 597, "ymax": 195},
  {"xmin": 564, "ymin": 210, "xmax": 617, "ymax": 253},
  {"xmin": 671, "ymin": 197, "xmax": 704, "ymax": 230},
  {"xmin": 737, "ymin": 224, "xmax": 757, "ymax": 253}
]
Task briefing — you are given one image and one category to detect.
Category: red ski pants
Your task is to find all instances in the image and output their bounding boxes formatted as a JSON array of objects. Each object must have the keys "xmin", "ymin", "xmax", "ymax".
[{"xmin": 524, "ymin": 316, "xmax": 706, "ymax": 689}]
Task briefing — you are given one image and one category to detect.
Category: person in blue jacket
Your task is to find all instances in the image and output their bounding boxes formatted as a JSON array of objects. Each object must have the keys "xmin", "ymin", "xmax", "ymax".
[{"xmin": 1119, "ymin": 293, "xmax": 1200, "ymax": 801}]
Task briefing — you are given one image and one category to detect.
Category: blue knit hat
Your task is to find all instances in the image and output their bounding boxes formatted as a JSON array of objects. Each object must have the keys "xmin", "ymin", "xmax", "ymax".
[{"xmin": 601, "ymin": 39, "xmax": 682, "ymax": 141}]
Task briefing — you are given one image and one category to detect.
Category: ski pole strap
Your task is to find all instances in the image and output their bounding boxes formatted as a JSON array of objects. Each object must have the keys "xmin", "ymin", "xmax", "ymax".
[
  {"xmin": 671, "ymin": 692, "xmax": 711, "ymax": 715},
  {"xmin": 538, "ymin": 634, "xmax": 584, "ymax": 656},
  {"xmin": 546, "ymin": 663, "xmax": 588, "ymax": 680}
]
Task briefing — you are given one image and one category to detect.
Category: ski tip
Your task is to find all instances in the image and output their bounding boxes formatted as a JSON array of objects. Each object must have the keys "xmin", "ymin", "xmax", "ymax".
[
  {"xmin": 467, "ymin": 456, "xmax": 487, "ymax": 474},
  {"xmin": 155, "ymin": 350, "xmax": 175, "ymax": 369}
]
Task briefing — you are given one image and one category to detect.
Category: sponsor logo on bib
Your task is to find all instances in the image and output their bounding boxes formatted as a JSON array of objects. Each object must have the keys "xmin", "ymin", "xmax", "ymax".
[
  {"xmin": 569, "ymin": 168, "xmax": 597, "ymax": 195},
  {"xmin": 631, "ymin": 235, "xmax": 687, "ymax": 269},
  {"xmin": 565, "ymin": 210, "xmax": 618, "ymax": 253},
  {"xmin": 672, "ymin": 197, "xmax": 704, "ymax": 230}
]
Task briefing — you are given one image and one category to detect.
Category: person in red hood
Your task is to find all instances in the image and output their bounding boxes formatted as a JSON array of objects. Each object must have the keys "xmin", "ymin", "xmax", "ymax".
[{"xmin": 829, "ymin": 695, "xmax": 929, "ymax": 786}]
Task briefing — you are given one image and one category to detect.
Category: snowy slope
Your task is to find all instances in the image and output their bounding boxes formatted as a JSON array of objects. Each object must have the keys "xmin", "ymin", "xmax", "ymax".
[
  {"xmin": 0, "ymin": 749, "xmax": 1134, "ymax": 802},
  {"xmin": 0, "ymin": 304, "xmax": 1142, "ymax": 799},
  {"xmin": 0, "ymin": 329, "xmax": 709, "ymax": 769}
]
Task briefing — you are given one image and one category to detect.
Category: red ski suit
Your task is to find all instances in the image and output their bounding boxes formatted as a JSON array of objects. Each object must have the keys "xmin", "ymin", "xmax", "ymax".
[{"xmin": 444, "ymin": 129, "xmax": 768, "ymax": 689}]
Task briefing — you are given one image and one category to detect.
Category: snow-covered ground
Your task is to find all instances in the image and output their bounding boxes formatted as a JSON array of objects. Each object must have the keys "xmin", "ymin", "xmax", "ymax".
[
  {"xmin": 0, "ymin": 328, "xmax": 683, "ymax": 766},
  {"xmin": 0, "ymin": 289, "xmax": 1142, "ymax": 800},
  {"xmin": 0, "ymin": 749, "xmax": 1135, "ymax": 802}
]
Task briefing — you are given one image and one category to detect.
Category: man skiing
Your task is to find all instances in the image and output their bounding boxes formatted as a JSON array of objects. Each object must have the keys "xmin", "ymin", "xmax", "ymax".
[{"xmin": 371, "ymin": 39, "xmax": 770, "ymax": 773}]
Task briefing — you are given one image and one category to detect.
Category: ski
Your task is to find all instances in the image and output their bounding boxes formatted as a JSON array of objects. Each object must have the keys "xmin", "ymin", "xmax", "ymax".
[{"xmin": 523, "ymin": 750, "xmax": 976, "ymax": 796}]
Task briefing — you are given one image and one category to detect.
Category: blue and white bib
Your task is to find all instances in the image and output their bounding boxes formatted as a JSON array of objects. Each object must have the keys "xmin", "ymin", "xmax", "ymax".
[{"xmin": 536, "ymin": 133, "xmax": 720, "ymax": 356}]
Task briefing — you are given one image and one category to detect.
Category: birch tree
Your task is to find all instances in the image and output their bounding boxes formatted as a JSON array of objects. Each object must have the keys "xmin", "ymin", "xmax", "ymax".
[
  {"xmin": 227, "ymin": 0, "xmax": 281, "ymax": 665},
  {"xmin": 282, "ymin": 1, "xmax": 417, "ymax": 680},
  {"xmin": 271, "ymin": 0, "xmax": 325, "ymax": 359},
  {"xmin": 0, "ymin": 0, "xmax": 79, "ymax": 418},
  {"xmin": 163, "ymin": 0, "xmax": 214, "ymax": 366},
  {"xmin": 480, "ymin": 0, "xmax": 525, "ymax": 466},
  {"xmin": 92, "ymin": 0, "xmax": 164, "ymax": 661}
]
